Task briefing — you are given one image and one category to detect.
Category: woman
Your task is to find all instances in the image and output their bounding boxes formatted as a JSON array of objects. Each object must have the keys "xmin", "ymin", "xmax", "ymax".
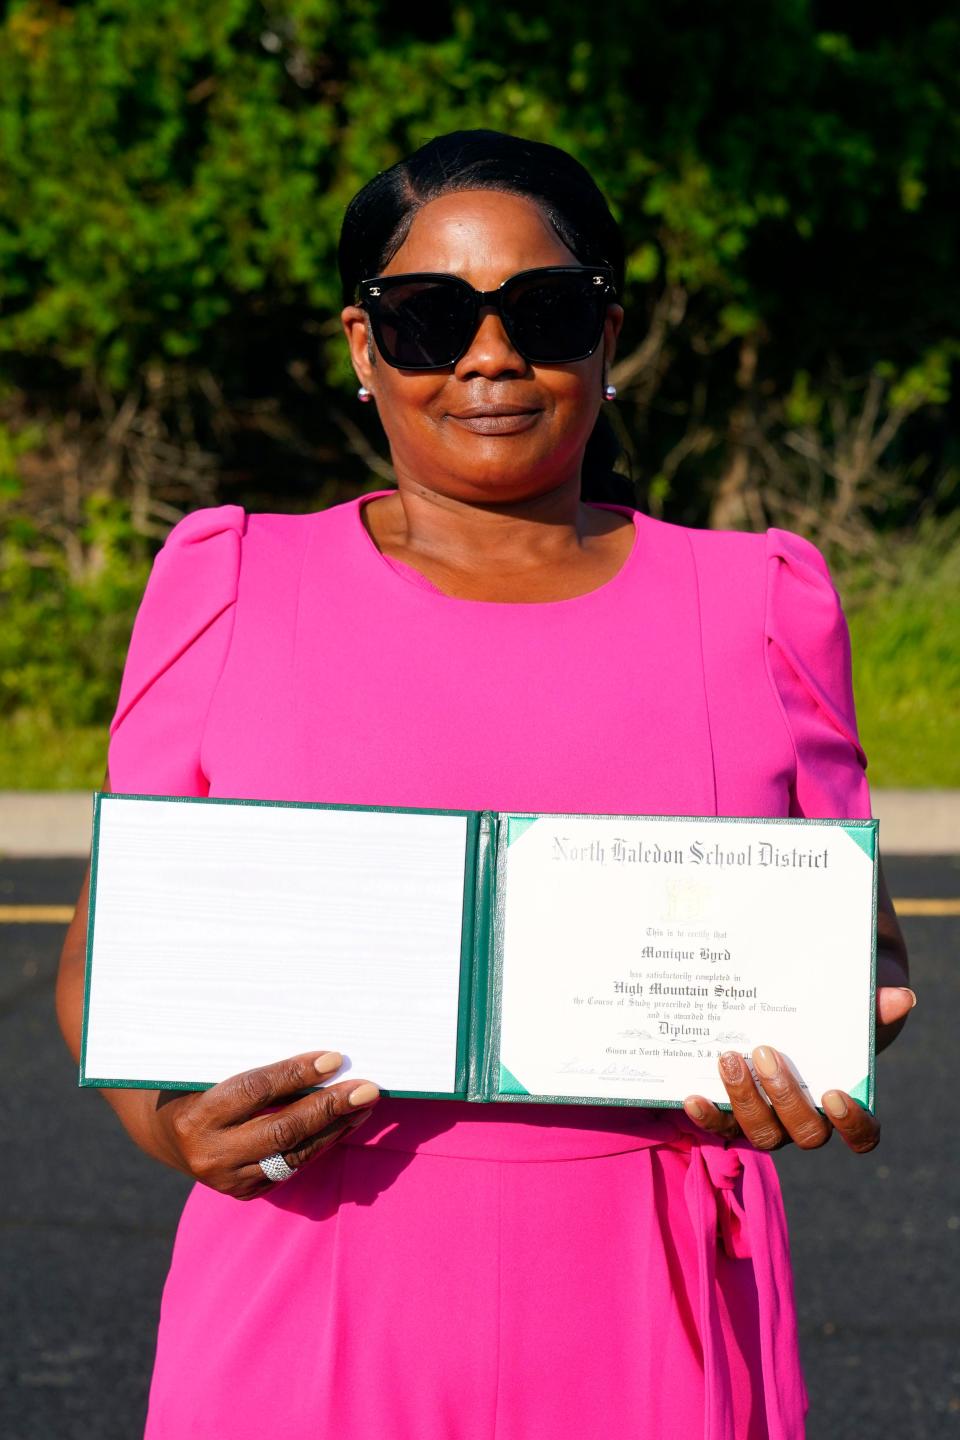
[{"xmin": 57, "ymin": 130, "xmax": 914, "ymax": 1439}]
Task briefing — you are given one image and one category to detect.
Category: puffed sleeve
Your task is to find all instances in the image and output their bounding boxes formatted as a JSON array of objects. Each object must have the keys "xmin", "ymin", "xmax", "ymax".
[
  {"xmin": 765, "ymin": 528, "xmax": 871, "ymax": 820},
  {"xmin": 107, "ymin": 505, "xmax": 245, "ymax": 797}
]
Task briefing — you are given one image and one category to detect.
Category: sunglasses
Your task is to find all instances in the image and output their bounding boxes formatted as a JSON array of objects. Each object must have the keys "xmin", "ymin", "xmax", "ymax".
[{"xmin": 357, "ymin": 265, "xmax": 615, "ymax": 371}]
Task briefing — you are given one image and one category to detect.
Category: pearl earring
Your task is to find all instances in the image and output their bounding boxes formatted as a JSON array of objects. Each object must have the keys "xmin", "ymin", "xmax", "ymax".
[
  {"xmin": 357, "ymin": 386, "xmax": 373, "ymax": 403},
  {"xmin": 603, "ymin": 383, "xmax": 617, "ymax": 402}
]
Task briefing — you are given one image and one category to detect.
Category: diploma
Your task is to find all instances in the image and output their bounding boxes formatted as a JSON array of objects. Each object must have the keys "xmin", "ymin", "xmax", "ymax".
[{"xmin": 494, "ymin": 814, "xmax": 876, "ymax": 1110}]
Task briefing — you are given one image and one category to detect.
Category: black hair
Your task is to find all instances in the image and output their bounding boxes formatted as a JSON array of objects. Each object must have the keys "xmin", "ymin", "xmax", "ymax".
[{"xmin": 338, "ymin": 129, "xmax": 634, "ymax": 506}]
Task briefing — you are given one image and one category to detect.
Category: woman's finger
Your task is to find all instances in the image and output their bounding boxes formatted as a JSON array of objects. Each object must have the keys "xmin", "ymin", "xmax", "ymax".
[
  {"xmin": 683, "ymin": 1096, "xmax": 741, "ymax": 1139},
  {"xmin": 232, "ymin": 1110, "xmax": 376, "ymax": 1199},
  {"xmin": 239, "ymin": 1078, "xmax": 380, "ymax": 1162},
  {"xmin": 822, "ymin": 1091, "xmax": 882, "ymax": 1153},
  {"xmin": 747, "ymin": 1047, "xmax": 833, "ymax": 1150},
  {"xmin": 201, "ymin": 1050, "xmax": 346, "ymax": 1126},
  {"xmin": 275, "ymin": 1106, "xmax": 374, "ymax": 1172},
  {"xmin": 717, "ymin": 1051, "xmax": 790, "ymax": 1150},
  {"xmin": 876, "ymin": 985, "xmax": 917, "ymax": 1027},
  {"xmin": 161, "ymin": 1053, "xmax": 379, "ymax": 1192}
]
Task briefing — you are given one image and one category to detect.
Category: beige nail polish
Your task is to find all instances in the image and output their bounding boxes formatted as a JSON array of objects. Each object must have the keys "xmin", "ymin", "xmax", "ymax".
[
  {"xmin": 823, "ymin": 1091, "xmax": 848, "ymax": 1120},
  {"xmin": 348, "ymin": 1082, "xmax": 380, "ymax": 1107},
  {"xmin": 753, "ymin": 1046, "xmax": 779, "ymax": 1079},
  {"xmin": 314, "ymin": 1052, "xmax": 343, "ymax": 1075}
]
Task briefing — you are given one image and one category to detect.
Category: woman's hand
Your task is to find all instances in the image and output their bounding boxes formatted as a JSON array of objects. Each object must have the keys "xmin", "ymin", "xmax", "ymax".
[
  {"xmin": 56, "ymin": 849, "xmax": 380, "ymax": 1194},
  {"xmin": 683, "ymin": 862, "xmax": 915, "ymax": 1154},
  {"xmin": 151, "ymin": 1050, "xmax": 380, "ymax": 1199},
  {"xmin": 682, "ymin": 980, "xmax": 917, "ymax": 1153}
]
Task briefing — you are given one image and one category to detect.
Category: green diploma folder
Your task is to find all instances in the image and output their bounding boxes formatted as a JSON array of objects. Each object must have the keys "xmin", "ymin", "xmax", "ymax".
[{"xmin": 81, "ymin": 792, "xmax": 878, "ymax": 1110}]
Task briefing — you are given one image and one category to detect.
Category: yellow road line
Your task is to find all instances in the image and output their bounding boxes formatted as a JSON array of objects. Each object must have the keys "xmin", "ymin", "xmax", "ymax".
[
  {"xmin": 892, "ymin": 898, "xmax": 960, "ymax": 917},
  {"xmin": 0, "ymin": 904, "xmax": 75, "ymax": 923},
  {"xmin": 0, "ymin": 898, "xmax": 957, "ymax": 923}
]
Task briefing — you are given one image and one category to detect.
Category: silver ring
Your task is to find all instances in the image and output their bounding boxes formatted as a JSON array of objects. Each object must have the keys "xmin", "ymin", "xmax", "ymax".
[{"xmin": 259, "ymin": 1152, "xmax": 296, "ymax": 1183}]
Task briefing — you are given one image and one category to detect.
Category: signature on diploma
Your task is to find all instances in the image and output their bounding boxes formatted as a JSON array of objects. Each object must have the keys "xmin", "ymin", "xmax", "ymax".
[{"xmin": 558, "ymin": 1057, "xmax": 661, "ymax": 1081}]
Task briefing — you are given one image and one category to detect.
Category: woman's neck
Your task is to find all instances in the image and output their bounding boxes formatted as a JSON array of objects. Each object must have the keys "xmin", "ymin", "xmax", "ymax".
[{"xmin": 361, "ymin": 480, "xmax": 634, "ymax": 603}]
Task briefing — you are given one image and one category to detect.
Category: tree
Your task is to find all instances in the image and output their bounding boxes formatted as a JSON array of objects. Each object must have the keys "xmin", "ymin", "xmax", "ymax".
[{"xmin": 1, "ymin": 2, "xmax": 958, "ymax": 734}]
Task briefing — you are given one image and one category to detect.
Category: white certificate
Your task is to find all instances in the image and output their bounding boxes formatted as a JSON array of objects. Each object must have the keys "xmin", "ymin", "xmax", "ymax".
[{"xmin": 494, "ymin": 814, "xmax": 877, "ymax": 1110}]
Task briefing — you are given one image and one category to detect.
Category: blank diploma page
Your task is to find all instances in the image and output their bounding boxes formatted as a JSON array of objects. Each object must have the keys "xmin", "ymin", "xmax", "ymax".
[{"xmin": 83, "ymin": 795, "xmax": 470, "ymax": 1093}]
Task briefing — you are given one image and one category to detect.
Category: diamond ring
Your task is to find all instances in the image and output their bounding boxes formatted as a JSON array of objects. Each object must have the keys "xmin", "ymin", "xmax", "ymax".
[{"xmin": 259, "ymin": 1152, "xmax": 297, "ymax": 1183}]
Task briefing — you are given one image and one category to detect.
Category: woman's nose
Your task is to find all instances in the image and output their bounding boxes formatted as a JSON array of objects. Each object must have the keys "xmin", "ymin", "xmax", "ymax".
[{"xmin": 454, "ymin": 308, "xmax": 528, "ymax": 379}]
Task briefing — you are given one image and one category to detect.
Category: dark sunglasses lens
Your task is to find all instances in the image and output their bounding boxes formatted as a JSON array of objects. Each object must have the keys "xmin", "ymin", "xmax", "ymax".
[
  {"xmin": 505, "ymin": 272, "xmax": 607, "ymax": 362},
  {"xmin": 373, "ymin": 281, "xmax": 473, "ymax": 368}
]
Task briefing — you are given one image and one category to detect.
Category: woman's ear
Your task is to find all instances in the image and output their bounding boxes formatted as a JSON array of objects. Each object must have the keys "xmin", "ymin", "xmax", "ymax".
[
  {"xmin": 603, "ymin": 303, "xmax": 625, "ymax": 370},
  {"xmin": 341, "ymin": 306, "xmax": 377, "ymax": 392}
]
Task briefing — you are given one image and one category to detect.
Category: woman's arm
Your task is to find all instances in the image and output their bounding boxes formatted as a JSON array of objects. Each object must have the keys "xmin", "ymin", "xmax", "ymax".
[
  {"xmin": 56, "ymin": 804, "xmax": 381, "ymax": 1198},
  {"xmin": 874, "ymin": 859, "xmax": 913, "ymax": 1053},
  {"xmin": 56, "ymin": 859, "xmax": 185, "ymax": 1165}
]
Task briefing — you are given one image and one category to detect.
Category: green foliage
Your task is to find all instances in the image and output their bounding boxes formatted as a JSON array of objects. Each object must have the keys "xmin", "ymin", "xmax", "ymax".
[
  {"xmin": 886, "ymin": 344, "xmax": 959, "ymax": 413},
  {"xmin": 846, "ymin": 534, "xmax": 960, "ymax": 787},
  {"xmin": 0, "ymin": 2, "xmax": 958, "ymax": 786},
  {"xmin": 1, "ymin": 2, "xmax": 957, "ymax": 412},
  {"xmin": 783, "ymin": 372, "xmax": 823, "ymax": 431},
  {"xmin": 0, "ymin": 710, "xmax": 107, "ymax": 788},
  {"xmin": 0, "ymin": 493, "xmax": 150, "ymax": 727}
]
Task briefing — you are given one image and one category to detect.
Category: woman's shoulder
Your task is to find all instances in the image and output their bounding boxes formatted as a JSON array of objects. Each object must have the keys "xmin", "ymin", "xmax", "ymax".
[
  {"xmin": 645, "ymin": 514, "xmax": 867, "ymax": 809},
  {"xmin": 159, "ymin": 496, "xmax": 363, "ymax": 567},
  {"xmin": 638, "ymin": 513, "xmax": 836, "ymax": 594},
  {"xmin": 161, "ymin": 502, "xmax": 246, "ymax": 544},
  {"xmin": 636, "ymin": 517, "xmax": 849, "ymax": 679},
  {"xmin": 636, "ymin": 512, "xmax": 768, "ymax": 593},
  {"xmin": 137, "ymin": 504, "xmax": 246, "ymax": 625},
  {"xmin": 164, "ymin": 495, "xmax": 365, "ymax": 535}
]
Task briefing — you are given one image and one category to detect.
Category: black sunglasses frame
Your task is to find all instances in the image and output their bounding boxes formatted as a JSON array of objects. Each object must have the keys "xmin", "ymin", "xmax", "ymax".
[{"xmin": 357, "ymin": 265, "xmax": 616, "ymax": 371}]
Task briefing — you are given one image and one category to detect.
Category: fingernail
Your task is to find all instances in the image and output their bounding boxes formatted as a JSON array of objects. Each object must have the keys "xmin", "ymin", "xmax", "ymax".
[
  {"xmin": 314, "ymin": 1052, "xmax": 343, "ymax": 1076},
  {"xmin": 686, "ymin": 1099, "xmax": 707, "ymax": 1121},
  {"xmin": 898, "ymin": 988, "xmax": 918, "ymax": 1010},
  {"xmin": 719, "ymin": 1052, "xmax": 744, "ymax": 1083},
  {"xmin": 348, "ymin": 1082, "xmax": 380, "ymax": 1107},
  {"xmin": 753, "ymin": 1046, "xmax": 780, "ymax": 1080},
  {"xmin": 823, "ymin": 1091, "xmax": 848, "ymax": 1120}
]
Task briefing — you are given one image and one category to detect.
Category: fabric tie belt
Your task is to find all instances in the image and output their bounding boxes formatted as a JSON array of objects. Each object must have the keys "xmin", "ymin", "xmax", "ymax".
[{"xmin": 668, "ymin": 1127, "xmax": 807, "ymax": 1440}]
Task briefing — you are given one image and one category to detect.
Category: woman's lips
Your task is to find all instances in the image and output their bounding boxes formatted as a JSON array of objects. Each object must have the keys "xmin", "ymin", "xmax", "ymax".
[{"xmin": 448, "ymin": 409, "xmax": 542, "ymax": 435}]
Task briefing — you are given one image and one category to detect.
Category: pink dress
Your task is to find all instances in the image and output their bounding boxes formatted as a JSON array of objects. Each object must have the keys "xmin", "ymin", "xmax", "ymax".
[{"xmin": 107, "ymin": 493, "xmax": 871, "ymax": 1440}]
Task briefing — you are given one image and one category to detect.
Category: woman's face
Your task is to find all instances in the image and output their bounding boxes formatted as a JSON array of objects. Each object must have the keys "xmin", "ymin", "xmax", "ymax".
[{"xmin": 341, "ymin": 189, "xmax": 624, "ymax": 505}]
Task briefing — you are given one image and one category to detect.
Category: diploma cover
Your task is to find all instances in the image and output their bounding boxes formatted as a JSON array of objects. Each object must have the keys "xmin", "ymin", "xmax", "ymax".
[{"xmin": 81, "ymin": 793, "xmax": 878, "ymax": 1111}]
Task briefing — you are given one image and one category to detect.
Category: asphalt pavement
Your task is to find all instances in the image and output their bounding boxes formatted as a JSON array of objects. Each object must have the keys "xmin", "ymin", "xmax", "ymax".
[{"xmin": 1, "ymin": 855, "xmax": 957, "ymax": 1439}]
